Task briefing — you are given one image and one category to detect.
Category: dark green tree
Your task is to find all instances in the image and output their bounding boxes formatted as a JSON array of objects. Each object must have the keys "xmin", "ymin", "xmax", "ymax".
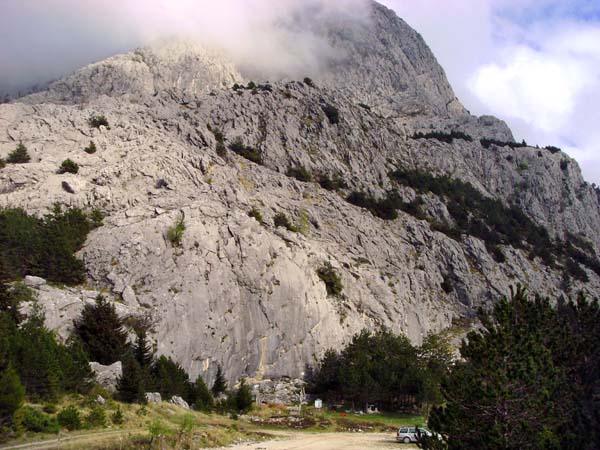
[
  {"xmin": 116, "ymin": 354, "xmax": 146, "ymax": 404},
  {"xmin": 426, "ymin": 285, "xmax": 598, "ymax": 450},
  {"xmin": 311, "ymin": 349, "xmax": 341, "ymax": 400},
  {"xmin": 73, "ymin": 295, "xmax": 129, "ymax": 365},
  {"xmin": 150, "ymin": 355, "xmax": 191, "ymax": 401},
  {"xmin": 191, "ymin": 376, "xmax": 214, "ymax": 411},
  {"xmin": 234, "ymin": 379, "xmax": 253, "ymax": 413},
  {"xmin": 133, "ymin": 330, "xmax": 154, "ymax": 369},
  {"xmin": 11, "ymin": 311, "xmax": 61, "ymax": 401},
  {"xmin": 57, "ymin": 337, "xmax": 93, "ymax": 394},
  {"xmin": 0, "ymin": 365, "xmax": 24, "ymax": 427},
  {"xmin": 6, "ymin": 143, "xmax": 30, "ymax": 164},
  {"xmin": 211, "ymin": 364, "xmax": 227, "ymax": 396}
]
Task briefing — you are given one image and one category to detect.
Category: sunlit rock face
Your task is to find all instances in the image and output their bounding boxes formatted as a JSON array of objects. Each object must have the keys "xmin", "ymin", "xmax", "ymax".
[{"xmin": 2, "ymin": 0, "xmax": 599, "ymax": 384}]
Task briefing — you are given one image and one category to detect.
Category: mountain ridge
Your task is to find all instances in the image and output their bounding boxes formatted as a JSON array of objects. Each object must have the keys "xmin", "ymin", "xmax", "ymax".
[{"xmin": 1, "ymin": 0, "xmax": 599, "ymax": 384}]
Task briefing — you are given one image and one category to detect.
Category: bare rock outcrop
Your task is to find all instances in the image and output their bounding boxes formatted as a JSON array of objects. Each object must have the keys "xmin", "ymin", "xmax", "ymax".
[{"xmin": 1, "ymin": 0, "xmax": 599, "ymax": 386}]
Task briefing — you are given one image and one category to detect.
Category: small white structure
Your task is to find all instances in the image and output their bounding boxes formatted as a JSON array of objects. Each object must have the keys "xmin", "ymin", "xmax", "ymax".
[{"xmin": 314, "ymin": 399, "xmax": 323, "ymax": 409}]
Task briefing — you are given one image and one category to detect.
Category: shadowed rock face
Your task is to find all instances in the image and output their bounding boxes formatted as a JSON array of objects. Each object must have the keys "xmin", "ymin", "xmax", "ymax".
[{"xmin": 1, "ymin": 1, "xmax": 599, "ymax": 385}]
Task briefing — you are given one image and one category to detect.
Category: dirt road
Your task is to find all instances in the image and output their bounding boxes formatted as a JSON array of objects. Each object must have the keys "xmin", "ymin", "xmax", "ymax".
[{"xmin": 222, "ymin": 432, "xmax": 416, "ymax": 450}]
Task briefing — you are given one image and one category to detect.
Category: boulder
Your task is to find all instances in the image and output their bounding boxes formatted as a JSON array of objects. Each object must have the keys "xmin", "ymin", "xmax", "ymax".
[
  {"xmin": 169, "ymin": 396, "xmax": 190, "ymax": 409},
  {"xmin": 146, "ymin": 392, "xmax": 162, "ymax": 403},
  {"xmin": 90, "ymin": 361, "xmax": 123, "ymax": 393},
  {"xmin": 24, "ymin": 275, "xmax": 46, "ymax": 287}
]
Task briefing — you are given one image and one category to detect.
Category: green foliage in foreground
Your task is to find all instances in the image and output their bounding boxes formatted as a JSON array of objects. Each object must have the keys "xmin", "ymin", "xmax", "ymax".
[
  {"xmin": 424, "ymin": 286, "xmax": 600, "ymax": 450},
  {"xmin": 0, "ymin": 206, "xmax": 102, "ymax": 285}
]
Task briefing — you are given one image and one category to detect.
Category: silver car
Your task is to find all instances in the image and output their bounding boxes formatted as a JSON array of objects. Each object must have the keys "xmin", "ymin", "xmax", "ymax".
[{"xmin": 396, "ymin": 426, "xmax": 435, "ymax": 443}]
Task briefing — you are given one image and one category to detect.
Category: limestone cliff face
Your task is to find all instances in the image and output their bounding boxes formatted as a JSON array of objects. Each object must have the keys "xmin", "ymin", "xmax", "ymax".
[{"xmin": 1, "ymin": 0, "xmax": 599, "ymax": 384}]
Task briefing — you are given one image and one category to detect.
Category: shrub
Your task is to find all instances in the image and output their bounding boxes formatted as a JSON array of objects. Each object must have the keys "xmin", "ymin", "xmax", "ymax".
[
  {"xmin": 247, "ymin": 81, "xmax": 257, "ymax": 90},
  {"xmin": 303, "ymin": 77, "xmax": 315, "ymax": 88},
  {"xmin": 89, "ymin": 115, "xmax": 109, "ymax": 129},
  {"xmin": 0, "ymin": 158, "xmax": 5, "ymax": 169},
  {"xmin": 111, "ymin": 407, "xmax": 124, "ymax": 425},
  {"xmin": 317, "ymin": 263, "xmax": 343, "ymax": 297},
  {"xmin": 319, "ymin": 173, "xmax": 348, "ymax": 191},
  {"xmin": 286, "ymin": 166, "xmax": 312, "ymax": 182},
  {"xmin": 346, "ymin": 191, "xmax": 399, "ymax": 220},
  {"xmin": 84, "ymin": 141, "xmax": 97, "ymax": 154},
  {"xmin": 166, "ymin": 215, "xmax": 185, "ymax": 248},
  {"xmin": 248, "ymin": 207, "xmax": 263, "ymax": 224},
  {"xmin": 117, "ymin": 355, "xmax": 146, "ymax": 404},
  {"xmin": 216, "ymin": 142, "xmax": 227, "ymax": 158},
  {"xmin": 85, "ymin": 405, "xmax": 106, "ymax": 428},
  {"xmin": 480, "ymin": 138, "xmax": 527, "ymax": 149},
  {"xmin": 57, "ymin": 406, "xmax": 82, "ymax": 430},
  {"xmin": 229, "ymin": 138, "xmax": 262, "ymax": 165},
  {"xmin": 273, "ymin": 212, "xmax": 298, "ymax": 232},
  {"xmin": 441, "ymin": 276, "xmax": 453, "ymax": 294},
  {"xmin": 560, "ymin": 159, "xmax": 570, "ymax": 171},
  {"xmin": 545, "ymin": 145, "xmax": 562, "ymax": 154},
  {"xmin": 17, "ymin": 407, "xmax": 59, "ymax": 433},
  {"xmin": 6, "ymin": 143, "xmax": 30, "ymax": 164},
  {"xmin": 58, "ymin": 159, "xmax": 79, "ymax": 174},
  {"xmin": 322, "ymin": 104, "xmax": 340, "ymax": 125},
  {"xmin": 411, "ymin": 130, "xmax": 472, "ymax": 144}
]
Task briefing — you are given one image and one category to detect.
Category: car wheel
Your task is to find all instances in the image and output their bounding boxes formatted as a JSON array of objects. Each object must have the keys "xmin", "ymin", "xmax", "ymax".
[{"xmin": 403, "ymin": 437, "xmax": 411, "ymax": 444}]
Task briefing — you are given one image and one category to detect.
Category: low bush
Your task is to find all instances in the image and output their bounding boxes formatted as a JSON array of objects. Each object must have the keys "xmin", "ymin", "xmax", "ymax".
[
  {"xmin": 545, "ymin": 145, "xmax": 562, "ymax": 154},
  {"xmin": 248, "ymin": 207, "xmax": 263, "ymax": 224},
  {"xmin": 411, "ymin": 130, "xmax": 472, "ymax": 144},
  {"xmin": 229, "ymin": 138, "xmax": 262, "ymax": 165},
  {"xmin": 85, "ymin": 405, "xmax": 107, "ymax": 428},
  {"xmin": 273, "ymin": 212, "xmax": 298, "ymax": 232},
  {"xmin": 57, "ymin": 406, "xmax": 82, "ymax": 430},
  {"xmin": 111, "ymin": 407, "xmax": 124, "ymax": 425},
  {"xmin": 89, "ymin": 115, "xmax": 109, "ymax": 129},
  {"xmin": 286, "ymin": 166, "xmax": 312, "ymax": 182},
  {"xmin": 318, "ymin": 173, "xmax": 348, "ymax": 191},
  {"xmin": 58, "ymin": 159, "xmax": 79, "ymax": 174},
  {"xmin": 84, "ymin": 141, "xmax": 97, "ymax": 154},
  {"xmin": 6, "ymin": 143, "xmax": 30, "ymax": 164},
  {"xmin": 317, "ymin": 263, "xmax": 343, "ymax": 296},
  {"xmin": 346, "ymin": 191, "xmax": 399, "ymax": 220},
  {"xmin": 166, "ymin": 215, "xmax": 185, "ymax": 248},
  {"xmin": 303, "ymin": 77, "xmax": 315, "ymax": 88},
  {"xmin": 17, "ymin": 407, "xmax": 59, "ymax": 433},
  {"xmin": 480, "ymin": 138, "xmax": 527, "ymax": 149},
  {"xmin": 322, "ymin": 104, "xmax": 340, "ymax": 125}
]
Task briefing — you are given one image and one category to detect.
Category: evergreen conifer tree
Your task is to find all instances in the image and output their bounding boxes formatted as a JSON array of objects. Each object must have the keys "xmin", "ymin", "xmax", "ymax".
[
  {"xmin": 73, "ymin": 295, "xmax": 128, "ymax": 365},
  {"xmin": 6, "ymin": 143, "xmax": 30, "ymax": 164},
  {"xmin": 150, "ymin": 356, "xmax": 190, "ymax": 401},
  {"xmin": 116, "ymin": 354, "xmax": 146, "ymax": 404},
  {"xmin": 234, "ymin": 379, "xmax": 253, "ymax": 413},
  {"xmin": 0, "ymin": 365, "xmax": 24, "ymax": 427},
  {"xmin": 211, "ymin": 364, "xmax": 227, "ymax": 396},
  {"xmin": 133, "ymin": 330, "xmax": 154, "ymax": 369},
  {"xmin": 192, "ymin": 376, "xmax": 214, "ymax": 411}
]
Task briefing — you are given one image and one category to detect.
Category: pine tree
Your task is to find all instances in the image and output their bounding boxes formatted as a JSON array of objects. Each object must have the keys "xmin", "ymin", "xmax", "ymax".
[
  {"xmin": 12, "ymin": 313, "xmax": 61, "ymax": 401},
  {"xmin": 425, "ymin": 285, "xmax": 598, "ymax": 450},
  {"xmin": 192, "ymin": 376, "xmax": 214, "ymax": 411},
  {"xmin": 234, "ymin": 379, "xmax": 253, "ymax": 413},
  {"xmin": 211, "ymin": 364, "xmax": 227, "ymax": 396},
  {"xmin": 133, "ymin": 330, "xmax": 154, "ymax": 369},
  {"xmin": 58, "ymin": 337, "xmax": 93, "ymax": 394},
  {"xmin": 6, "ymin": 143, "xmax": 30, "ymax": 164},
  {"xmin": 0, "ymin": 365, "xmax": 24, "ymax": 427},
  {"xmin": 73, "ymin": 295, "xmax": 129, "ymax": 365},
  {"xmin": 116, "ymin": 354, "xmax": 146, "ymax": 404},
  {"xmin": 149, "ymin": 356, "xmax": 190, "ymax": 401}
]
